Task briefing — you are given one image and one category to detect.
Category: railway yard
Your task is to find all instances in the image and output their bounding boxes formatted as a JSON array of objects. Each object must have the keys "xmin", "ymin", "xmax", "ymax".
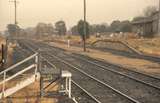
[
  {"xmin": 3, "ymin": 38, "xmax": 158, "ymax": 103},
  {"xmin": 1, "ymin": 0, "xmax": 160, "ymax": 102}
]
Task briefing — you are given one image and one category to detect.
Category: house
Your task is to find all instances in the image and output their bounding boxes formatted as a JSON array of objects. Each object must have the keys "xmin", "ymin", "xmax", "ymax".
[{"xmin": 132, "ymin": 11, "xmax": 160, "ymax": 37}]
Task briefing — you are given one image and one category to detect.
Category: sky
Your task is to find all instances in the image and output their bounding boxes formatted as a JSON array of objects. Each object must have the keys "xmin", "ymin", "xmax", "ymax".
[{"xmin": 0, "ymin": 0, "xmax": 158, "ymax": 31}]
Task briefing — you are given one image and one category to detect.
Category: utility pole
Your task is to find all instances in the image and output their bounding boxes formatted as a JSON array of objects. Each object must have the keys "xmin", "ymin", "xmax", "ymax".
[
  {"xmin": 14, "ymin": 0, "xmax": 18, "ymax": 25},
  {"xmin": 83, "ymin": 0, "xmax": 87, "ymax": 52},
  {"xmin": 10, "ymin": 0, "xmax": 18, "ymax": 25},
  {"xmin": 158, "ymin": 0, "xmax": 160, "ymax": 35},
  {"xmin": 10, "ymin": 0, "xmax": 18, "ymax": 38}
]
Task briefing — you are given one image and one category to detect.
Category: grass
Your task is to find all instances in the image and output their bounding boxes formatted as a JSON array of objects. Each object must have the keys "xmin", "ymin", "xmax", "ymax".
[{"xmin": 1, "ymin": 78, "xmax": 59, "ymax": 103}]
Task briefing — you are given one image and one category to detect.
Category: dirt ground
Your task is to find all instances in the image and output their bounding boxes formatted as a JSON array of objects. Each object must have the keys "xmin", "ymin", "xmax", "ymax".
[
  {"xmin": 127, "ymin": 38, "xmax": 160, "ymax": 56},
  {"xmin": 1, "ymin": 79, "xmax": 59, "ymax": 103},
  {"xmin": 50, "ymin": 35, "xmax": 160, "ymax": 56},
  {"xmin": 48, "ymin": 41, "xmax": 160, "ymax": 77}
]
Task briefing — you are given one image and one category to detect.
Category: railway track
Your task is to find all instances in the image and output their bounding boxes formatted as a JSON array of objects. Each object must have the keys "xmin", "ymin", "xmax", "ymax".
[
  {"xmin": 92, "ymin": 46, "xmax": 160, "ymax": 63},
  {"xmin": 19, "ymin": 40, "xmax": 140, "ymax": 103},
  {"xmin": 71, "ymin": 54, "xmax": 160, "ymax": 88},
  {"xmin": 19, "ymin": 40, "xmax": 160, "ymax": 103},
  {"xmin": 54, "ymin": 39, "xmax": 160, "ymax": 63},
  {"xmin": 19, "ymin": 41, "xmax": 108, "ymax": 103}
]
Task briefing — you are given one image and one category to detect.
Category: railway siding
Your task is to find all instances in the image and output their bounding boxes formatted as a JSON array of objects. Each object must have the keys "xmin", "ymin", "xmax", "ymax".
[{"xmin": 19, "ymin": 40, "xmax": 160, "ymax": 103}]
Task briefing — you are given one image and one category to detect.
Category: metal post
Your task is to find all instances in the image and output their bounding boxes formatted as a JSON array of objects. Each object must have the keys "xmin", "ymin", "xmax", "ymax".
[
  {"xmin": 14, "ymin": 0, "xmax": 17, "ymax": 25},
  {"xmin": 35, "ymin": 55, "xmax": 38, "ymax": 79},
  {"xmin": 38, "ymin": 51, "xmax": 43, "ymax": 97},
  {"xmin": 2, "ymin": 72, "xmax": 6, "ymax": 97},
  {"xmin": 1, "ymin": 44, "xmax": 4, "ymax": 68},
  {"xmin": 5, "ymin": 38, "xmax": 8, "ymax": 65},
  {"xmin": 83, "ymin": 0, "xmax": 87, "ymax": 52},
  {"xmin": 68, "ymin": 77, "xmax": 71, "ymax": 98},
  {"xmin": 10, "ymin": 0, "xmax": 18, "ymax": 38},
  {"xmin": 40, "ymin": 76, "xmax": 44, "ymax": 97},
  {"xmin": 158, "ymin": 0, "xmax": 160, "ymax": 34},
  {"xmin": 14, "ymin": 0, "xmax": 18, "ymax": 39},
  {"xmin": 65, "ymin": 78, "xmax": 68, "ymax": 91},
  {"xmin": 65, "ymin": 77, "xmax": 71, "ymax": 98}
]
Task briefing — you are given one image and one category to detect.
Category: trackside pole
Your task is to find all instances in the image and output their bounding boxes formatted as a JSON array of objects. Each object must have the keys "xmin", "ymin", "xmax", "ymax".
[
  {"xmin": 67, "ymin": 40, "xmax": 70, "ymax": 48},
  {"xmin": 60, "ymin": 71, "xmax": 72, "ymax": 98}
]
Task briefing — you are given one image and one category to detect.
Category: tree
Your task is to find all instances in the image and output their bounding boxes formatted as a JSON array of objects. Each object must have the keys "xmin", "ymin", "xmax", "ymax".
[
  {"xmin": 77, "ymin": 20, "xmax": 90, "ymax": 41},
  {"xmin": 110, "ymin": 20, "xmax": 121, "ymax": 32},
  {"xmin": 7, "ymin": 24, "xmax": 20, "ymax": 37},
  {"xmin": 24, "ymin": 27, "xmax": 36, "ymax": 37},
  {"xmin": 77, "ymin": 20, "xmax": 89, "ymax": 40},
  {"xmin": 71, "ymin": 25, "xmax": 79, "ymax": 35},
  {"xmin": 35, "ymin": 23, "xmax": 54, "ymax": 37},
  {"xmin": 143, "ymin": 6, "xmax": 158, "ymax": 17},
  {"xmin": 77, "ymin": 20, "xmax": 90, "ymax": 52},
  {"xmin": 55, "ymin": 21, "xmax": 67, "ymax": 35},
  {"xmin": 119, "ymin": 20, "xmax": 132, "ymax": 32},
  {"xmin": 36, "ymin": 23, "xmax": 47, "ymax": 36},
  {"xmin": 47, "ymin": 23, "xmax": 54, "ymax": 35},
  {"xmin": 91, "ymin": 24, "xmax": 107, "ymax": 33},
  {"xmin": 132, "ymin": 16, "xmax": 146, "ymax": 22}
]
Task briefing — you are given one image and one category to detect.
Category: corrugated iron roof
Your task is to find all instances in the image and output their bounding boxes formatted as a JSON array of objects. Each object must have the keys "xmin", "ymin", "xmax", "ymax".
[{"xmin": 132, "ymin": 11, "xmax": 159, "ymax": 25}]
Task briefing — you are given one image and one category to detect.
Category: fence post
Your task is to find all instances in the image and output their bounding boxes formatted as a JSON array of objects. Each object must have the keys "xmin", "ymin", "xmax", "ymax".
[
  {"xmin": 2, "ymin": 72, "xmax": 6, "ymax": 97},
  {"xmin": 35, "ymin": 53, "xmax": 38, "ymax": 79},
  {"xmin": 68, "ymin": 77, "xmax": 71, "ymax": 98},
  {"xmin": 61, "ymin": 71, "xmax": 72, "ymax": 98}
]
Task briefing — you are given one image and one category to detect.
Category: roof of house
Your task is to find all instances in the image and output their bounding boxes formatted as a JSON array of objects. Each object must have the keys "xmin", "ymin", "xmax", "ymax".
[{"xmin": 132, "ymin": 11, "xmax": 159, "ymax": 25}]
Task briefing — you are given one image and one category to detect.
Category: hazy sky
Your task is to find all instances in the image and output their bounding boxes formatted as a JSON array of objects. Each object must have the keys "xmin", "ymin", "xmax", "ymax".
[{"xmin": 0, "ymin": 0, "xmax": 158, "ymax": 31}]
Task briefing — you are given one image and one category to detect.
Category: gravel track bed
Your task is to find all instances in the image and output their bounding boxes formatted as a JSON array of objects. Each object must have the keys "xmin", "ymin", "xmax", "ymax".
[
  {"xmin": 41, "ymin": 53, "xmax": 135, "ymax": 103},
  {"xmin": 35, "ymin": 41, "xmax": 160, "ymax": 103},
  {"xmin": 72, "ymin": 54, "xmax": 160, "ymax": 87},
  {"xmin": 45, "ymin": 50, "xmax": 160, "ymax": 103},
  {"xmin": 19, "ymin": 40, "xmax": 160, "ymax": 103},
  {"xmin": 18, "ymin": 41, "xmax": 101, "ymax": 103},
  {"xmin": 71, "ymin": 82, "xmax": 98, "ymax": 103}
]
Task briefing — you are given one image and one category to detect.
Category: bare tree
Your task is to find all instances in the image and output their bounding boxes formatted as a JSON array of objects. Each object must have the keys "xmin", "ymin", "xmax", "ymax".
[
  {"xmin": 55, "ymin": 21, "xmax": 67, "ymax": 36},
  {"xmin": 143, "ymin": 6, "xmax": 158, "ymax": 17}
]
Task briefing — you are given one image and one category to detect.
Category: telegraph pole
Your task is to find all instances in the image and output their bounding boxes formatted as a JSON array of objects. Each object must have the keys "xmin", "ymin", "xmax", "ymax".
[
  {"xmin": 14, "ymin": 0, "xmax": 18, "ymax": 25},
  {"xmin": 158, "ymin": 0, "xmax": 160, "ymax": 35},
  {"xmin": 10, "ymin": 0, "xmax": 18, "ymax": 25},
  {"xmin": 83, "ymin": 0, "xmax": 87, "ymax": 52},
  {"xmin": 10, "ymin": 0, "xmax": 18, "ymax": 38}
]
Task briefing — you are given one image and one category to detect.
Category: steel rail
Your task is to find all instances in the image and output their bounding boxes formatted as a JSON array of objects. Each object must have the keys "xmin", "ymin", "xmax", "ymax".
[
  {"xmin": 45, "ymin": 52, "xmax": 141, "ymax": 103},
  {"xmin": 42, "ymin": 57, "xmax": 102, "ymax": 103},
  {"xmin": 42, "ymin": 44, "xmax": 160, "ymax": 87},
  {"xmin": 71, "ymin": 54, "xmax": 160, "ymax": 90},
  {"xmin": 22, "ymin": 41, "xmax": 140, "ymax": 103},
  {"xmin": 74, "ymin": 53, "xmax": 160, "ymax": 79},
  {"xmin": 26, "ymin": 40, "xmax": 160, "ymax": 90},
  {"xmin": 22, "ymin": 41, "xmax": 102, "ymax": 103},
  {"xmin": 34, "ymin": 41, "xmax": 158, "ymax": 80},
  {"xmin": 72, "ymin": 54, "xmax": 160, "ymax": 90},
  {"xmin": 40, "ymin": 42, "xmax": 160, "ymax": 90},
  {"xmin": 72, "ymin": 80, "xmax": 102, "ymax": 103},
  {"xmin": 42, "ymin": 43, "xmax": 160, "ymax": 83}
]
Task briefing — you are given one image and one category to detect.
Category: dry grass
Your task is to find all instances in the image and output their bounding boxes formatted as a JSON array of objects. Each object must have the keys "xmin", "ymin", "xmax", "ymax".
[
  {"xmin": 127, "ymin": 38, "xmax": 160, "ymax": 56},
  {"xmin": 49, "ymin": 41, "xmax": 160, "ymax": 77},
  {"xmin": 1, "ymin": 79, "xmax": 59, "ymax": 103}
]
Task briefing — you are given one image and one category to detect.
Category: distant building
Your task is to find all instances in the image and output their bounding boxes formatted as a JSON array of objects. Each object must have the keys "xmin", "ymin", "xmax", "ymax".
[{"xmin": 132, "ymin": 11, "xmax": 160, "ymax": 37}]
